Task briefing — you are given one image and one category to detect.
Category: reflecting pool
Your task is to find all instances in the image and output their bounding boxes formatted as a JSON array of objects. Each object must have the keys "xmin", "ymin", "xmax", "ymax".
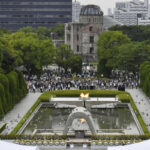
[{"xmin": 22, "ymin": 106, "xmax": 140, "ymax": 135}]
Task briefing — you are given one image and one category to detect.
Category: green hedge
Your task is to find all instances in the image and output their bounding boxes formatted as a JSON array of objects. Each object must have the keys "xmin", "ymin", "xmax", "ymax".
[
  {"xmin": 0, "ymin": 71, "xmax": 28, "ymax": 119},
  {"xmin": 10, "ymin": 90, "xmax": 149, "ymax": 135},
  {"xmin": 0, "ymin": 134, "xmax": 150, "ymax": 140},
  {"xmin": 0, "ymin": 123, "xmax": 6, "ymax": 133},
  {"xmin": 140, "ymin": 61, "xmax": 150, "ymax": 97}
]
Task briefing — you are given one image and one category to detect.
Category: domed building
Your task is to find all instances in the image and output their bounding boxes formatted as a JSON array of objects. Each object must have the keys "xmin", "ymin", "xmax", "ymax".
[{"xmin": 65, "ymin": 5, "xmax": 104, "ymax": 63}]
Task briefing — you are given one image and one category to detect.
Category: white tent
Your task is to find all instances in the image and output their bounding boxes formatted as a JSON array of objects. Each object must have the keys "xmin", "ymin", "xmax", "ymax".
[
  {"xmin": 108, "ymin": 140, "xmax": 150, "ymax": 150},
  {"xmin": 0, "ymin": 140, "xmax": 37, "ymax": 150}
]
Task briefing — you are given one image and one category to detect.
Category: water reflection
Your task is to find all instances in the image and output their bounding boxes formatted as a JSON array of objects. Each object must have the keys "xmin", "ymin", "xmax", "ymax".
[{"xmin": 23, "ymin": 107, "xmax": 139, "ymax": 135}]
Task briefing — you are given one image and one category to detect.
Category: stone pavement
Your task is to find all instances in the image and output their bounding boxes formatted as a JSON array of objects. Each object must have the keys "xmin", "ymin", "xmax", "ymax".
[
  {"xmin": 0, "ymin": 92, "xmax": 42, "ymax": 134},
  {"xmin": 126, "ymin": 88, "xmax": 150, "ymax": 132}
]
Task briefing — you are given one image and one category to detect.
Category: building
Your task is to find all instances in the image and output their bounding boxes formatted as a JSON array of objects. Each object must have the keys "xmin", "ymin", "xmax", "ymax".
[
  {"xmin": 0, "ymin": 0, "xmax": 72, "ymax": 31},
  {"xmin": 65, "ymin": 5, "xmax": 104, "ymax": 63},
  {"xmin": 72, "ymin": 1, "xmax": 82, "ymax": 23},
  {"xmin": 114, "ymin": 0, "xmax": 149, "ymax": 25},
  {"xmin": 103, "ymin": 16, "xmax": 123, "ymax": 30},
  {"xmin": 138, "ymin": 17, "xmax": 150, "ymax": 25},
  {"xmin": 108, "ymin": 8, "xmax": 113, "ymax": 18}
]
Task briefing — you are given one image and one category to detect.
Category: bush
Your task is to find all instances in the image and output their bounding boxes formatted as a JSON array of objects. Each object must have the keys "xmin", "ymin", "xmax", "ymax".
[
  {"xmin": 140, "ymin": 61, "xmax": 150, "ymax": 97},
  {"xmin": 0, "ymin": 71, "xmax": 27, "ymax": 119},
  {"xmin": 16, "ymin": 71, "xmax": 28, "ymax": 99},
  {"xmin": 0, "ymin": 123, "xmax": 6, "ymax": 133},
  {"xmin": 0, "ymin": 83, "xmax": 7, "ymax": 114},
  {"xmin": 7, "ymin": 71, "xmax": 18, "ymax": 104},
  {"xmin": 0, "ymin": 74, "xmax": 11, "ymax": 110}
]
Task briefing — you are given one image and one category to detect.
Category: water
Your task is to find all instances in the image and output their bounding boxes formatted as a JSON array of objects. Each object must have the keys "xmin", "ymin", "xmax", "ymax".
[{"xmin": 22, "ymin": 107, "xmax": 140, "ymax": 135}]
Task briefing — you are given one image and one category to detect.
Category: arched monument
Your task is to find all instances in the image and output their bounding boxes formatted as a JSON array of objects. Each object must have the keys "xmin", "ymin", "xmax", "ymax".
[{"xmin": 63, "ymin": 107, "xmax": 97, "ymax": 135}]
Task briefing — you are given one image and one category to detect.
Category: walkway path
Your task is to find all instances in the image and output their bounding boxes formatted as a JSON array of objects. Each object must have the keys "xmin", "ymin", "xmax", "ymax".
[
  {"xmin": 126, "ymin": 89, "xmax": 150, "ymax": 132},
  {"xmin": 0, "ymin": 92, "xmax": 42, "ymax": 134}
]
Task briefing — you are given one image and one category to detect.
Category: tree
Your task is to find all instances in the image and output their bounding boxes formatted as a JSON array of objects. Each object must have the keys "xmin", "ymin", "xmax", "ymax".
[
  {"xmin": 52, "ymin": 24, "xmax": 64, "ymax": 39},
  {"xmin": 69, "ymin": 56, "xmax": 82, "ymax": 74},
  {"xmin": 109, "ymin": 25, "xmax": 150, "ymax": 42},
  {"xmin": 5, "ymin": 32, "xmax": 56, "ymax": 75},
  {"xmin": 114, "ymin": 42, "xmax": 150, "ymax": 73},
  {"xmin": 55, "ymin": 44, "xmax": 82, "ymax": 73},
  {"xmin": 0, "ymin": 35, "xmax": 22, "ymax": 73},
  {"xmin": 97, "ymin": 31, "xmax": 130, "ymax": 77},
  {"xmin": 56, "ymin": 44, "xmax": 73, "ymax": 72}
]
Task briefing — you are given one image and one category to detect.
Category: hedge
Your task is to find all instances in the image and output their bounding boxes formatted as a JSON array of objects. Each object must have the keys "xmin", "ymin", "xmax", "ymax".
[
  {"xmin": 0, "ymin": 134, "xmax": 150, "ymax": 141},
  {"xmin": 10, "ymin": 90, "xmax": 149, "ymax": 135},
  {"xmin": 140, "ymin": 61, "xmax": 150, "ymax": 97},
  {"xmin": 0, "ymin": 123, "xmax": 6, "ymax": 133},
  {"xmin": 0, "ymin": 71, "xmax": 28, "ymax": 119}
]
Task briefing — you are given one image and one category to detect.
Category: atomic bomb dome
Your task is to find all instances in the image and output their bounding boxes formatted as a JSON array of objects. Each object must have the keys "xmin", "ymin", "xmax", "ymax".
[
  {"xmin": 65, "ymin": 4, "xmax": 104, "ymax": 62},
  {"xmin": 80, "ymin": 5, "xmax": 103, "ymax": 16}
]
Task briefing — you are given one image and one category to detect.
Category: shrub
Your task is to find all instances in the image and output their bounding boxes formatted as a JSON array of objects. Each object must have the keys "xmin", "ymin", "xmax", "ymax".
[
  {"xmin": 7, "ymin": 71, "xmax": 19, "ymax": 104},
  {"xmin": 140, "ymin": 61, "xmax": 150, "ymax": 97},
  {"xmin": 0, "ymin": 83, "xmax": 7, "ymax": 113},
  {"xmin": 0, "ymin": 74, "xmax": 11, "ymax": 110},
  {"xmin": 0, "ymin": 123, "xmax": 6, "ymax": 133},
  {"xmin": 16, "ymin": 71, "xmax": 28, "ymax": 99}
]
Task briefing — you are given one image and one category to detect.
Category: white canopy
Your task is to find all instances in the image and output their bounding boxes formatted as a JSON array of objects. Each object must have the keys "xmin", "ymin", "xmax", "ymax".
[
  {"xmin": 0, "ymin": 140, "xmax": 36, "ymax": 150},
  {"xmin": 108, "ymin": 140, "xmax": 150, "ymax": 150}
]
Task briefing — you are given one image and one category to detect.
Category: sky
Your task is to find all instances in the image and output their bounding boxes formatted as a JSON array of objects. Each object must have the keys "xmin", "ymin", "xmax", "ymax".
[{"xmin": 75, "ymin": 0, "xmax": 144, "ymax": 15}]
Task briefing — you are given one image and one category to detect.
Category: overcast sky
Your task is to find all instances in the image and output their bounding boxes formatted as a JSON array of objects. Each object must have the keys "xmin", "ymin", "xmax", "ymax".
[{"xmin": 75, "ymin": 0, "xmax": 145, "ymax": 15}]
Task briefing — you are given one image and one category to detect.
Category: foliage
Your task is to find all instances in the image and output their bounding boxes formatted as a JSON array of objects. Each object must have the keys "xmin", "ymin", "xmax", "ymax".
[
  {"xmin": 140, "ymin": 61, "xmax": 150, "ymax": 97},
  {"xmin": 109, "ymin": 25, "xmax": 150, "ymax": 42},
  {"xmin": 114, "ymin": 42, "xmax": 150, "ymax": 73},
  {"xmin": 97, "ymin": 30, "xmax": 150, "ymax": 76},
  {"xmin": 97, "ymin": 31, "xmax": 130, "ymax": 77},
  {"xmin": 0, "ymin": 123, "xmax": 6, "ymax": 133},
  {"xmin": 0, "ymin": 74, "xmax": 11, "ymax": 109},
  {"xmin": 4, "ymin": 32, "xmax": 56, "ymax": 75},
  {"xmin": 56, "ymin": 44, "xmax": 82, "ymax": 73},
  {"xmin": 19, "ymin": 24, "xmax": 64, "ymax": 40},
  {"xmin": 69, "ymin": 55, "xmax": 82, "ymax": 73},
  {"xmin": 0, "ymin": 71, "xmax": 28, "ymax": 119},
  {"xmin": 0, "ymin": 36, "xmax": 22, "ymax": 73}
]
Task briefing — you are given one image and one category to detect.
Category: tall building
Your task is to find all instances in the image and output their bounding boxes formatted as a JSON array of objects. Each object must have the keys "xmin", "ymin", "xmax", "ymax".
[
  {"xmin": 0, "ymin": 0, "xmax": 72, "ymax": 31},
  {"xmin": 114, "ymin": 0, "xmax": 149, "ymax": 25},
  {"xmin": 65, "ymin": 5, "xmax": 104, "ymax": 63},
  {"xmin": 108, "ymin": 8, "xmax": 113, "ymax": 18},
  {"xmin": 72, "ymin": 1, "xmax": 82, "ymax": 23}
]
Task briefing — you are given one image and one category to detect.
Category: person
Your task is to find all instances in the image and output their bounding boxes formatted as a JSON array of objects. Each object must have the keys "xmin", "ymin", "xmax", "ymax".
[{"xmin": 32, "ymin": 84, "xmax": 36, "ymax": 93}]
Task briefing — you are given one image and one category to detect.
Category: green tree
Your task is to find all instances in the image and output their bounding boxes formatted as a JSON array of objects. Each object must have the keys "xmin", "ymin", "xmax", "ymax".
[
  {"xmin": 56, "ymin": 44, "xmax": 74, "ymax": 72},
  {"xmin": 114, "ymin": 42, "xmax": 150, "ymax": 73},
  {"xmin": 52, "ymin": 24, "xmax": 64, "ymax": 39},
  {"xmin": 97, "ymin": 31, "xmax": 130, "ymax": 77},
  {"xmin": 109, "ymin": 25, "xmax": 150, "ymax": 42},
  {"xmin": 5, "ymin": 32, "xmax": 56, "ymax": 75},
  {"xmin": 69, "ymin": 56, "xmax": 82, "ymax": 74}
]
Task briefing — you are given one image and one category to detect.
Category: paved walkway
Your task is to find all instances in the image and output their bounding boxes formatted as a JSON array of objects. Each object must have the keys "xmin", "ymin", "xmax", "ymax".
[
  {"xmin": 0, "ymin": 92, "xmax": 42, "ymax": 134},
  {"xmin": 126, "ymin": 88, "xmax": 150, "ymax": 132}
]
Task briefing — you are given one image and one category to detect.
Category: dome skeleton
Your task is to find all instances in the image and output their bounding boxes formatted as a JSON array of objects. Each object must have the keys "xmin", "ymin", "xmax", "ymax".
[{"xmin": 80, "ymin": 5, "xmax": 103, "ymax": 16}]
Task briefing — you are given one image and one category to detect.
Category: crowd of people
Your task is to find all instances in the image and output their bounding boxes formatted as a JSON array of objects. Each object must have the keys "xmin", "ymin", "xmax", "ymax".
[{"xmin": 25, "ymin": 69, "xmax": 139, "ymax": 93}]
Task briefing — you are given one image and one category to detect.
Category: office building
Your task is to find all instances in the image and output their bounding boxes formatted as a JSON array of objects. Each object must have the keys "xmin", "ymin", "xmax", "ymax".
[
  {"xmin": 72, "ymin": 1, "xmax": 82, "ymax": 23},
  {"xmin": 0, "ymin": 0, "xmax": 72, "ymax": 31},
  {"xmin": 114, "ymin": 0, "xmax": 149, "ymax": 25}
]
